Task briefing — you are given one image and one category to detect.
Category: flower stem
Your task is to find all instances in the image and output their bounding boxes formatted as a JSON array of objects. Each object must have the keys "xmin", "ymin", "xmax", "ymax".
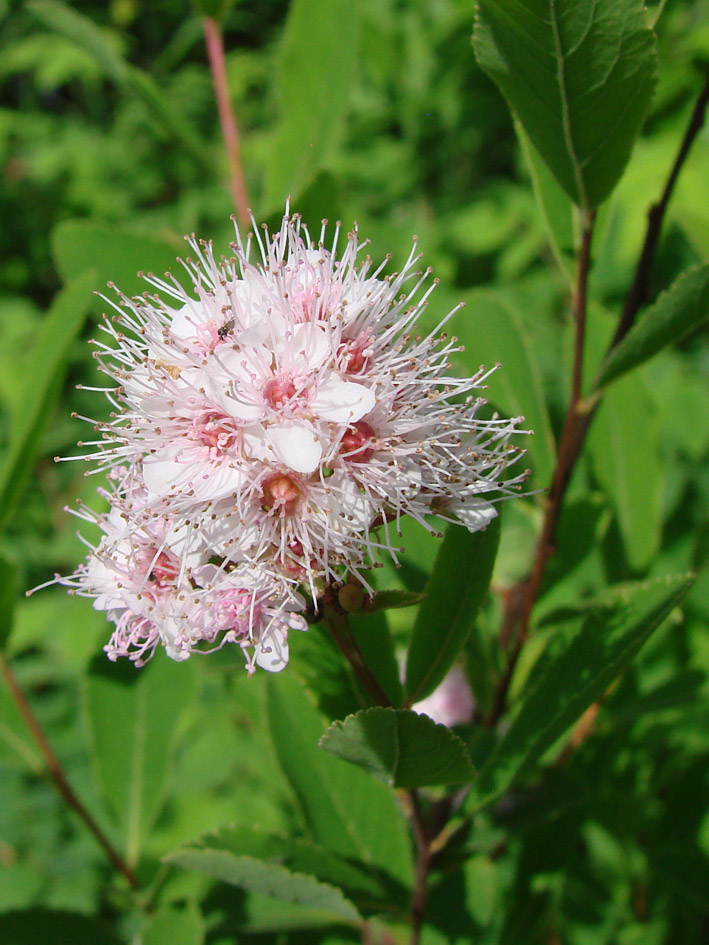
[
  {"xmin": 321, "ymin": 599, "xmax": 392, "ymax": 707},
  {"xmin": 202, "ymin": 16, "xmax": 251, "ymax": 232},
  {"xmin": 0, "ymin": 652, "xmax": 138, "ymax": 888}
]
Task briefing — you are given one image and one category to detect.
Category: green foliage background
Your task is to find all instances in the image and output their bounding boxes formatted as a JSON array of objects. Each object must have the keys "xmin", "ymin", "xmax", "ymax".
[{"xmin": 1, "ymin": 0, "xmax": 708, "ymax": 942}]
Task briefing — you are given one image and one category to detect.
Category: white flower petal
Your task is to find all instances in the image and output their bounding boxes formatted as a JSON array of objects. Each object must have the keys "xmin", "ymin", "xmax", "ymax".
[
  {"xmin": 312, "ymin": 376, "xmax": 375, "ymax": 422},
  {"xmin": 255, "ymin": 626, "xmax": 289, "ymax": 672},
  {"xmin": 452, "ymin": 498, "xmax": 498, "ymax": 533},
  {"xmin": 267, "ymin": 423, "xmax": 322, "ymax": 474}
]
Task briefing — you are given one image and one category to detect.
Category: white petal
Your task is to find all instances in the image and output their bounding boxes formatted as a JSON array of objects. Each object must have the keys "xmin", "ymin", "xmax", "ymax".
[
  {"xmin": 255, "ymin": 627, "xmax": 289, "ymax": 672},
  {"xmin": 267, "ymin": 423, "xmax": 322, "ymax": 474},
  {"xmin": 291, "ymin": 323, "xmax": 330, "ymax": 370},
  {"xmin": 312, "ymin": 376, "xmax": 375, "ymax": 422},
  {"xmin": 453, "ymin": 499, "xmax": 498, "ymax": 533}
]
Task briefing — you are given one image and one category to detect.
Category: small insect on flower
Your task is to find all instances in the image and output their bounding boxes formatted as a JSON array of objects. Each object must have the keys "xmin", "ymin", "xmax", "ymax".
[{"xmin": 40, "ymin": 207, "xmax": 530, "ymax": 672}]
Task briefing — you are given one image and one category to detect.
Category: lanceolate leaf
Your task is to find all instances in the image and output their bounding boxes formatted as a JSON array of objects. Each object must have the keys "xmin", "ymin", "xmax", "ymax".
[
  {"xmin": 263, "ymin": 0, "xmax": 359, "ymax": 210},
  {"xmin": 83, "ymin": 654, "xmax": 198, "ymax": 865},
  {"xmin": 596, "ymin": 263, "xmax": 709, "ymax": 389},
  {"xmin": 0, "ymin": 272, "xmax": 95, "ymax": 532},
  {"xmin": 474, "ymin": 0, "xmax": 657, "ymax": 210},
  {"xmin": 265, "ymin": 673, "xmax": 413, "ymax": 887},
  {"xmin": 166, "ymin": 849, "xmax": 360, "ymax": 925},
  {"xmin": 405, "ymin": 517, "xmax": 500, "ymax": 706},
  {"xmin": 320, "ymin": 708, "xmax": 476, "ymax": 788},
  {"xmin": 469, "ymin": 574, "xmax": 694, "ymax": 810}
]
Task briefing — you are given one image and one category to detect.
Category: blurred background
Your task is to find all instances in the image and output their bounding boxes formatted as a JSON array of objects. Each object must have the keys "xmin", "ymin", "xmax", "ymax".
[{"xmin": 1, "ymin": 0, "xmax": 709, "ymax": 942}]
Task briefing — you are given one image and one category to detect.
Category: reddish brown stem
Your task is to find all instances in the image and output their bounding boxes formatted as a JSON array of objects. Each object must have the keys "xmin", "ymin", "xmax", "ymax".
[
  {"xmin": 406, "ymin": 789, "xmax": 432, "ymax": 945},
  {"xmin": 0, "ymin": 652, "xmax": 138, "ymax": 888},
  {"xmin": 322, "ymin": 601, "xmax": 392, "ymax": 707},
  {"xmin": 202, "ymin": 16, "xmax": 251, "ymax": 232}
]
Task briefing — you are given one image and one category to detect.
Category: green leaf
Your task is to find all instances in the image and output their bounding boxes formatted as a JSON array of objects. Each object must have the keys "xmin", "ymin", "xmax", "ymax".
[
  {"xmin": 83, "ymin": 654, "xmax": 198, "ymax": 865},
  {"xmin": 473, "ymin": 0, "xmax": 657, "ymax": 210},
  {"xmin": 168, "ymin": 824, "xmax": 408, "ymax": 914},
  {"xmin": 320, "ymin": 708, "xmax": 476, "ymax": 788},
  {"xmin": 405, "ymin": 518, "xmax": 500, "ymax": 706},
  {"xmin": 0, "ymin": 910, "xmax": 124, "ymax": 945},
  {"xmin": 263, "ymin": 0, "xmax": 358, "ymax": 210},
  {"xmin": 365, "ymin": 590, "xmax": 426, "ymax": 613},
  {"xmin": 29, "ymin": 0, "xmax": 212, "ymax": 173},
  {"xmin": 0, "ymin": 272, "xmax": 95, "ymax": 532},
  {"xmin": 0, "ymin": 552, "xmax": 19, "ymax": 651},
  {"xmin": 469, "ymin": 574, "xmax": 694, "ymax": 810},
  {"xmin": 265, "ymin": 673, "xmax": 413, "ymax": 887},
  {"xmin": 349, "ymin": 610, "xmax": 405, "ymax": 708},
  {"xmin": 166, "ymin": 849, "xmax": 361, "ymax": 925},
  {"xmin": 596, "ymin": 263, "xmax": 709, "ymax": 388},
  {"xmin": 142, "ymin": 904, "xmax": 203, "ymax": 945},
  {"xmin": 588, "ymin": 372, "xmax": 662, "ymax": 570},
  {"xmin": 52, "ymin": 220, "xmax": 187, "ymax": 311},
  {"xmin": 456, "ymin": 289, "xmax": 555, "ymax": 491}
]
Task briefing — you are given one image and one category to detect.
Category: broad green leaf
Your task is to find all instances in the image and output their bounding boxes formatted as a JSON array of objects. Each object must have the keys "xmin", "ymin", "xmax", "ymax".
[
  {"xmin": 166, "ymin": 850, "xmax": 360, "ymax": 925},
  {"xmin": 588, "ymin": 371, "xmax": 662, "ymax": 570},
  {"xmin": 263, "ymin": 0, "xmax": 358, "ymax": 210},
  {"xmin": 0, "ymin": 552, "xmax": 18, "ymax": 651},
  {"xmin": 405, "ymin": 517, "xmax": 500, "ymax": 706},
  {"xmin": 142, "ymin": 904, "xmax": 203, "ymax": 945},
  {"xmin": 29, "ymin": 0, "xmax": 212, "ymax": 173},
  {"xmin": 0, "ymin": 272, "xmax": 95, "ymax": 531},
  {"xmin": 265, "ymin": 673, "xmax": 413, "ymax": 887},
  {"xmin": 169, "ymin": 824, "xmax": 408, "ymax": 913},
  {"xmin": 52, "ymin": 220, "xmax": 186, "ymax": 310},
  {"xmin": 474, "ymin": 0, "xmax": 657, "ymax": 210},
  {"xmin": 469, "ymin": 574, "xmax": 694, "ymax": 810},
  {"xmin": 320, "ymin": 708, "xmax": 476, "ymax": 788},
  {"xmin": 596, "ymin": 263, "xmax": 709, "ymax": 388},
  {"xmin": 83, "ymin": 654, "xmax": 198, "ymax": 865},
  {"xmin": 456, "ymin": 289, "xmax": 555, "ymax": 491},
  {"xmin": 0, "ymin": 910, "xmax": 124, "ymax": 945}
]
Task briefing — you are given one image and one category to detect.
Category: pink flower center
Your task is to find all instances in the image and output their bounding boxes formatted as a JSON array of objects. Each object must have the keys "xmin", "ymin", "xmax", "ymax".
[
  {"xmin": 339, "ymin": 421, "xmax": 376, "ymax": 463},
  {"xmin": 264, "ymin": 376, "xmax": 297, "ymax": 410},
  {"xmin": 262, "ymin": 473, "xmax": 301, "ymax": 516},
  {"xmin": 212, "ymin": 589, "xmax": 258, "ymax": 636},
  {"xmin": 139, "ymin": 549, "xmax": 180, "ymax": 588},
  {"xmin": 341, "ymin": 334, "xmax": 373, "ymax": 374},
  {"xmin": 194, "ymin": 410, "xmax": 239, "ymax": 453}
]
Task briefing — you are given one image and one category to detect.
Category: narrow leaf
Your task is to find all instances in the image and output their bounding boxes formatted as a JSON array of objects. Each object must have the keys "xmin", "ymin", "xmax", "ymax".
[
  {"xmin": 596, "ymin": 263, "xmax": 709, "ymax": 388},
  {"xmin": 0, "ymin": 552, "xmax": 19, "ymax": 651},
  {"xmin": 365, "ymin": 590, "xmax": 426, "ymax": 613},
  {"xmin": 320, "ymin": 708, "xmax": 476, "ymax": 788},
  {"xmin": 263, "ymin": 0, "xmax": 358, "ymax": 210},
  {"xmin": 456, "ymin": 289, "xmax": 555, "ymax": 491},
  {"xmin": 474, "ymin": 0, "xmax": 657, "ymax": 210},
  {"xmin": 469, "ymin": 574, "xmax": 694, "ymax": 809},
  {"xmin": 0, "ymin": 272, "xmax": 95, "ymax": 531},
  {"xmin": 83, "ymin": 654, "xmax": 198, "ymax": 864},
  {"xmin": 350, "ymin": 610, "xmax": 405, "ymax": 708},
  {"xmin": 167, "ymin": 849, "xmax": 360, "ymax": 924},
  {"xmin": 265, "ymin": 673, "xmax": 413, "ymax": 887},
  {"xmin": 405, "ymin": 517, "xmax": 500, "ymax": 706},
  {"xmin": 588, "ymin": 372, "xmax": 663, "ymax": 570}
]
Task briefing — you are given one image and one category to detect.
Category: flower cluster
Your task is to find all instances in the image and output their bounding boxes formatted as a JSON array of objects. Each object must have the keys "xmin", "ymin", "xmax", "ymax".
[{"xmin": 49, "ymin": 211, "xmax": 528, "ymax": 672}]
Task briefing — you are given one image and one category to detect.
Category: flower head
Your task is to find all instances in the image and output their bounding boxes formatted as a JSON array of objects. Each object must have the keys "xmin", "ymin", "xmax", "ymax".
[{"xmin": 51, "ymin": 209, "xmax": 528, "ymax": 671}]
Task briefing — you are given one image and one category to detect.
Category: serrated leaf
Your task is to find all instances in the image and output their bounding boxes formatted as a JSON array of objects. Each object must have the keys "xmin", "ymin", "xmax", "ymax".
[
  {"xmin": 474, "ymin": 0, "xmax": 657, "ymax": 210},
  {"xmin": 0, "ymin": 272, "xmax": 95, "ymax": 531},
  {"xmin": 265, "ymin": 673, "xmax": 413, "ymax": 887},
  {"xmin": 142, "ymin": 903, "xmax": 203, "ymax": 945},
  {"xmin": 0, "ymin": 909, "xmax": 124, "ymax": 945},
  {"xmin": 0, "ymin": 552, "xmax": 19, "ymax": 651},
  {"xmin": 588, "ymin": 372, "xmax": 662, "ymax": 570},
  {"xmin": 456, "ymin": 289, "xmax": 555, "ymax": 492},
  {"xmin": 320, "ymin": 708, "xmax": 476, "ymax": 788},
  {"xmin": 52, "ymin": 220, "xmax": 187, "ymax": 312},
  {"xmin": 83, "ymin": 654, "xmax": 198, "ymax": 865},
  {"xmin": 405, "ymin": 518, "xmax": 500, "ymax": 706},
  {"xmin": 469, "ymin": 574, "xmax": 694, "ymax": 810},
  {"xmin": 166, "ymin": 849, "xmax": 360, "ymax": 925},
  {"xmin": 170, "ymin": 824, "xmax": 408, "ymax": 914},
  {"xmin": 29, "ymin": 0, "xmax": 212, "ymax": 172},
  {"xmin": 596, "ymin": 263, "xmax": 709, "ymax": 389},
  {"xmin": 263, "ymin": 0, "xmax": 358, "ymax": 210}
]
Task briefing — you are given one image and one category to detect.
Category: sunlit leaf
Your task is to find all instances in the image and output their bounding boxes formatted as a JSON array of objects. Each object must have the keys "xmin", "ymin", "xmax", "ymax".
[
  {"xmin": 320, "ymin": 708, "xmax": 476, "ymax": 788},
  {"xmin": 474, "ymin": 0, "xmax": 657, "ymax": 210}
]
